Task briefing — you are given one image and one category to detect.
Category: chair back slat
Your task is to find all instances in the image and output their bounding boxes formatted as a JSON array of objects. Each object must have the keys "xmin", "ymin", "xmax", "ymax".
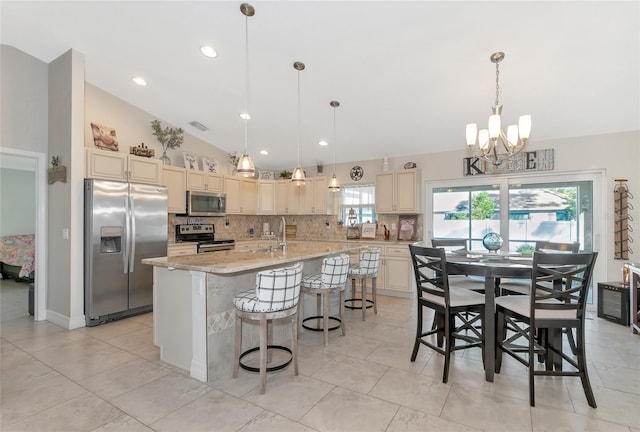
[
  {"xmin": 530, "ymin": 251, "xmax": 597, "ymax": 321},
  {"xmin": 321, "ymin": 254, "xmax": 350, "ymax": 286},
  {"xmin": 431, "ymin": 238, "xmax": 468, "ymax": 252},
  {"xmin": 409, "ymin": 245, "xmax": 451, "ymax": 304},
  {"xmin": 535, "ymin": 241, "xmax": 580, "ymax": 253},
  {"xmin": 256, "ymin": 262, "xmax": 304, "ymax": 310}
]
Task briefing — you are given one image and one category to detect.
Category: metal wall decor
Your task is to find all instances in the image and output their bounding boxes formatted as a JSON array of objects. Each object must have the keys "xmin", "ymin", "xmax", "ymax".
[{"xmin": 614, "ymin": 179, "xmax": 633, "ymax": 259}]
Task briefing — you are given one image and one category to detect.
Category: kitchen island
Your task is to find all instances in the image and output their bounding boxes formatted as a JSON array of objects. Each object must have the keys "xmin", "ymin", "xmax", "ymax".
[{"xmin": 142, "ymin": 242, "xmax": 364, "ymax": 383}]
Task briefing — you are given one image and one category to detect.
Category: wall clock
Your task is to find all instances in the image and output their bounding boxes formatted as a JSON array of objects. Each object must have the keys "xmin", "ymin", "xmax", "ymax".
[{"xmin": 350, "ymin": 165, "xmax": 364, "ymax": 181}]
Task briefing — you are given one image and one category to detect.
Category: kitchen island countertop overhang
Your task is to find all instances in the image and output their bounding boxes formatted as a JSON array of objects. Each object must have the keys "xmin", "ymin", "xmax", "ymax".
[{"xmin": 142, "ymin": 241, "xmax": 367, "ymax": 383}]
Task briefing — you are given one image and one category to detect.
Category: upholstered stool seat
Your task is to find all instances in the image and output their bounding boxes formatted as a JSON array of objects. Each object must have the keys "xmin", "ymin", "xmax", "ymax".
[
  {"xmin": 232, "ymin": 262, "xmax": 303, "ymax": 394},
  {"xmin": 299, "ymin": 254, "xmax": 350, "ymax": 346},
  {"xmin": 345, "ymin": 248, "xmax": 381, "ymax": 321}
]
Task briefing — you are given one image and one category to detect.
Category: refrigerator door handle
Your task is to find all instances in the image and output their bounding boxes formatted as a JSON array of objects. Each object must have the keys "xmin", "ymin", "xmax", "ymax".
[
  {"xmin": 129, "ymin": 195, "xmax": 136, "ymax": 273},
  {"xmin": 123, "ymin": 196, "xmax": 130, "ymax": 273}
]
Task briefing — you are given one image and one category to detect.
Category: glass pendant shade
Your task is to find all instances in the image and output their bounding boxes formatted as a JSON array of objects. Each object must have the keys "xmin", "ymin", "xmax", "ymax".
[
  {"xmin": 236, "ymin": 153, "xmax": 255, "ymax": 177},
  {"xmin": 478, "ymin": 129, "xmax": 490, "ymax": 150},
  {"xmin": 466, "ymin": 123, "xmax": 477, "ymax": 146},
  {"xmin": 291, "ymin": 166, "xmax": 305, "ymax": 186},
  {"xmin": 328, "ymin": 174, "xmax": 340, "ymax": 191},
  {"xmin": 518, "ymin": 115, "xmax": 532, "ymax": 139}
]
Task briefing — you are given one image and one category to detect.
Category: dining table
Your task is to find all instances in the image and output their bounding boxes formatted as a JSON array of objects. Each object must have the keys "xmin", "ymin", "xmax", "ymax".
[{"xmin": 445, "ymin": 251, "xmax": 533, "ymax": 382}]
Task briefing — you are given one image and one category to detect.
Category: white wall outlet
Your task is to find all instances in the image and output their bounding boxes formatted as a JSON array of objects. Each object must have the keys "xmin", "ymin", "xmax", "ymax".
[
  {"xmin": 62, "ymin": 228, "xmax": 70, "ymax": 240},
  {"xmin": 391, "ymin": 223, "xmax": 396, "ymax": 230}
]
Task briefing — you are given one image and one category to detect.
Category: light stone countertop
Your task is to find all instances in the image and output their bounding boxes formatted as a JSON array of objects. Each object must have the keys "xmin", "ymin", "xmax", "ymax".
[{"xmin": 143, "ymin": 241, "xmax": 365, "ymax": 274}]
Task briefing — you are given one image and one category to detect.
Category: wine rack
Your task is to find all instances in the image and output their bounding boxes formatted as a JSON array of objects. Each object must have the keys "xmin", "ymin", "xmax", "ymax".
[{"xmin": 614, "ymin": 179, "xmax": 633, "ymax": 260}]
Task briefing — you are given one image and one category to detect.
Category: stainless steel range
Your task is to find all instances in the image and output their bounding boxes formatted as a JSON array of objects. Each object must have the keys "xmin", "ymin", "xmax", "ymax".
[{"xmin": 175, "ymin": 224, "xmax": 235, "ymax": 253}]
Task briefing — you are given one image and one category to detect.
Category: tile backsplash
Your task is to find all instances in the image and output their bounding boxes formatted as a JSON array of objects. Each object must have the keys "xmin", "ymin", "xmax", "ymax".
[{"xmin": 168, "ymin": 213, "xmax": 422, "ymax": 242}]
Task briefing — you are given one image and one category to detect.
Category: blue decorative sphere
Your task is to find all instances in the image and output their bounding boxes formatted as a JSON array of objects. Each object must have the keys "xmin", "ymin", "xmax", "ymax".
[{"xmin": 482, "ymin": 232, "xmax": 503, "ymax": 252}]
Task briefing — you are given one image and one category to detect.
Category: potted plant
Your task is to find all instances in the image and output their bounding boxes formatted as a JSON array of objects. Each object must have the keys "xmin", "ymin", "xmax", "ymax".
[
  {"xmin": 151, "ymin": 120, "xmax": 184, "ymax": 165},
  {"xmin": 279, "ymin": 169, "xmax": 292, "ymax": 179}
]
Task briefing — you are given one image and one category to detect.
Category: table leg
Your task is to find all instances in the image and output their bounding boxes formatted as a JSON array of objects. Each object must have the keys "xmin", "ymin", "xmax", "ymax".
[{"xmin": 484, "ymin": 276, "xmax": 495, "ymax": 382}]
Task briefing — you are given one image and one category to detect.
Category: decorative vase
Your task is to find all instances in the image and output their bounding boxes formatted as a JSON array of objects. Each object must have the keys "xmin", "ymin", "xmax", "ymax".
[
  {"xmin": 159, "ymin": 150, "xmax": 171, "ymax": 166},
  {"xmin": 482, "ymin": 232, "xmax": 503, "ymax": 252}
]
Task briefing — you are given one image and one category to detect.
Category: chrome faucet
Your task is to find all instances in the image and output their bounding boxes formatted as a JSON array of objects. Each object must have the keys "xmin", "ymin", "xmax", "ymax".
[{"xmin": 279, "ymin": 216, "xmax": 287, "ymax": 253}]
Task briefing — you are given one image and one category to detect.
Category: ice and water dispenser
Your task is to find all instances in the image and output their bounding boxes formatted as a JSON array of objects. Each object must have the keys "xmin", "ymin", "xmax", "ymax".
[{"xmin": 100, "ymin": 226, "xmax": 122, "ymax": 254}]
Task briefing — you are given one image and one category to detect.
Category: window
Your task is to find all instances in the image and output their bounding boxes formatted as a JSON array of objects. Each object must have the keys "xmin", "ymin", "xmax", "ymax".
[{"xmin": 340, "ymin": 184, "xmax": 376, "ymax": 225}]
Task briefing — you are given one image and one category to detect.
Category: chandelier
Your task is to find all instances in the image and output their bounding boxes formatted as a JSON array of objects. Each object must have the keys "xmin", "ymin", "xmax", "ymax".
[
  {"xmin": 466, "ymin": 52, "xmax": 531, "ymax": 167},
  {"xmin": 236, "ymin": 3, "xmax": 256, "ymax": 177}
]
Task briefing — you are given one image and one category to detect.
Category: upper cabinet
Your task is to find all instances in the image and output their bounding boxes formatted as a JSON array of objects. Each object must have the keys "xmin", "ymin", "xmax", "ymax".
[
  {"xmin": 375, "ymin": 169, "xmax": 419, "ymax": 213},
  {"xmin": 162, "ymin": 166, "xmax": 187, "ymax": 214},
  {"xmin": 275, "ymin": 177, "xmax": 327, "ymax": 215},
  {"xmin": 86, "ymin": 148, "xmax": 162, "ymax": 185},
  {"xmin": 224, "ymin": 176, "xmax": 257, "ymax": 214},
  {"xmin": 186, "ymin": 170, "xmax": 223, "ymax": 193},
  {"xmin": 257, "ymin": 180, "xmax": 276, "ymax": 215}
]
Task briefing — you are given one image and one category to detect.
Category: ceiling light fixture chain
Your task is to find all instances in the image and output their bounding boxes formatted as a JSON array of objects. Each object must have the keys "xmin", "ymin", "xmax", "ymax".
[
  {"xmin": 328, "ymin": 100, "xmax": 340, "ymax": 192},
  {"xmin": 466, "ymin": 51, "xmax": 531, "ymax": 167},
  {"xmin": 291, "ymin": 61, "xmax": 306, "ymax": 185},
  {"xmin": 236, "ymin": 3, "xmax": 256, "ymax": 177}
]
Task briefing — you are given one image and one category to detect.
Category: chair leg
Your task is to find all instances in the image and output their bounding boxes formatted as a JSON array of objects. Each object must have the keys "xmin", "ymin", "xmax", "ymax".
[
  {"xmin": 297, "ymin": 290, "xmax": 304, "ymax": 338},
  {"xmin": 361, "ymin": 277, "xmax": 367, "ymax": 321},
  {"xmin": 323, "ymin": 290, "xmax": 330, "ymax": 347},
  {"xmin": 528, "ymin": 324, "xmax": 536, "ymax": 407},
  {"xmin": 351, "ymin": 278, "xmax": 356, "ymax": 303},
  {"xmin": 443, "ymin": 312, "xmax": 452, "ymax": 383},
  {"xmin": 565, "ymin": 328, "xmax": 578, "ymax": 355},
  {"xmin": 576, "ymin": 325, "xmax": 597, "ymax": 408},
  {"xmin": 292, "ymin": 313, "xmax": 299, "ymax": 376},
  {"xmin": 259, "ymin": 316, "xmax": 268, "ymax": 394},
  {"xmin": 372, "ymin": 276, "xmax": 377, "ymax": 314},
  {"xmin": 267, "ymin": 319, "xmax": 273, "ymax": 364},
  {"xmin": 316, "ymin": 293, "xmax": 322, "ymax": 325},
  {"xmin": 233, "ymin": 311, "xmax": 242, "ymax": 378},
  {"xmin": 411, "ymin": 304, "xmax": 422, "ymax": 362},
  {"xmin": 339, "ymin": 289, "xmax": 346, "ymax": 336}
]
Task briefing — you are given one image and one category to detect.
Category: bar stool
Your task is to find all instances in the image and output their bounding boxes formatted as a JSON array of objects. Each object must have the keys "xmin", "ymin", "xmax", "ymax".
[
  {"xmin": 299, "ymin": 254, "xmax": 350, "ymax": 346},
  {"xmin": 232, "ymin": 262, "xmax": 303, "ymax": 394},
  {"xmin": 345, "ymin": 248, "xmax": 381, "ymax": 321}
]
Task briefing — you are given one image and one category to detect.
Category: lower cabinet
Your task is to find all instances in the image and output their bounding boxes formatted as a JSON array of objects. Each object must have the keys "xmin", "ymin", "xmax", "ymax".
[{"xmin": 375, "ymin": 244, "xmax": 413, "ymax": 296}]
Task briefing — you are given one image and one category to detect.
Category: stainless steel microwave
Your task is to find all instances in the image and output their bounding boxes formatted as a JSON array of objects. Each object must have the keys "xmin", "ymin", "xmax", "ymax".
[{"xmin": 185, "ymin": 191, "xmax": 226, "ymax": 216}]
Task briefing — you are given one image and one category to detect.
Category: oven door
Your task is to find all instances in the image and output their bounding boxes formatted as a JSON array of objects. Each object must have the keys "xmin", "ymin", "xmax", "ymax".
[{"xmin": 186, "ymin": 191, "xmax": 226, "ymax": 217}]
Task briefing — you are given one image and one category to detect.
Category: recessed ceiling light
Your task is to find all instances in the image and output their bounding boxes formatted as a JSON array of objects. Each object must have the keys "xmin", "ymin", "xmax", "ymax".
[
  {"xmin": 319, "ymin": 140, "xmax": 328, "ymax": 146},
  {"xmin": 260, "ymin": 150, "xmax": 268, "ymax": 155},
  {"xmin": 200, "ymin": 45, "xmax": 217, "ymax": 58},
  {"xmin": 239, "ymin": 112, "xmax": 251, "ymax": 120},
  {"xmin": 132, "ymin": 76, "xmax": 147, "ymax": 86}
]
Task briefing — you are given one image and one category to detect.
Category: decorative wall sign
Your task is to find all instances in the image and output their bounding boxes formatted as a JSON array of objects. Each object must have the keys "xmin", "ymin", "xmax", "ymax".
[
  {"xmin": 129, "ymin": 143, "xmax": 154, "ymax": 158},
  {"xmin": 183, "ymin": 153, "xmax": 199, "ymax": 170},
  {"xmin": 90, "ymin": 123, "xmax": 119, "ymax": 151},
  {"xmin": 614, "ymin": 179, "xmax": 633, "ymax": 260},
  {"xmin": 361, "ymin": 223, "xmax": 377, "ymax": 238},
  {"xmin": 259, "ymin": 170, "xmax": 274, "ymax": 180},
  {"xmin": 463, "ymin": 149, "xmax": 554, "ymax": 176},
  {"xmin": 398, "ymin": 214, "xmax": 418, "ymax": 241},
  {"xmin": 48, "ymin": 155, "xmax": 66, "ymax": 184},
  {"xmin": 201, "ymin": 156, "xmax": 218, "ymax": 173}
]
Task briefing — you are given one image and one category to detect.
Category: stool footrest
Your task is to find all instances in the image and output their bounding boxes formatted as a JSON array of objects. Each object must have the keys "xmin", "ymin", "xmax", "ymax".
[
  {"xmin": 238, "ymin": 345, "xmax": 292, "ymax": 373},
  {"xmin": 302, "ymin": 315, "xmax": 342, "ymax": 332},
  {"xmin": 344, "ymin": 298, "xmax": 374, "ymax": 310}
]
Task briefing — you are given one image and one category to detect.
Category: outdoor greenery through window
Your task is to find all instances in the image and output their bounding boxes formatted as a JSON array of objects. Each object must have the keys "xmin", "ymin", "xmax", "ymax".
[{"xmin": 340, "ymin": 184, "xmax": 376, "ymax": 226}]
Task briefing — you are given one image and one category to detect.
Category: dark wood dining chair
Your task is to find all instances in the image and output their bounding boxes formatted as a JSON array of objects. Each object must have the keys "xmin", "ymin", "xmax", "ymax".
[
  {"xmin": 495, "ymin": 251, "xmax": 598, "ymax": 407},
  {"xmin": 431, "ymin": 238, "xmax": 485, "ymax": 292},
  {"xmin": 409, "ymin": 245, "xmax": 485, "ymax": 383}
]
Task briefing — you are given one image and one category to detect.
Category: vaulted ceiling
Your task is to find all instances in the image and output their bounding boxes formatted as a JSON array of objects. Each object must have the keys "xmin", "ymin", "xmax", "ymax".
[{"xmin": 2, "ymin": 1, "xmax": 638, "ymax": 170}]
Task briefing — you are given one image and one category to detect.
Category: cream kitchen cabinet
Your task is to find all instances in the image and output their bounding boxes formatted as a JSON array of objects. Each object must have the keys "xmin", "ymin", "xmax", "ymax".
[
  {"xmin": 86, "ymin": 148, "xmax": 162, "ymax": 185},
  {"xmin": 380, "ymin": 244, "xmax": 413, "ymax": 295},
  {"xmin": 257, "ymin": 180, "xmax": 276, "ymax": 215},
  {"xmin": 299, "ymin": 176, "xmax": 327, "ymax": 214},
  {"xmin": 275, "ymin": 180, "xmax": 301, "ymax": 214},
  {"xmin": 224, "ymin": 176, "xmax": 257, "ymax": 214},
  {"xmin": 375, "ymin": 169, "xmax": 419, "ymax": 214},
  {"xmin": 162, "ymin": 166, "xmax": 187, "ymax": 213},
  {"xmin": 187, "ymin": 170, "xmax": 223, "ymax": 192}
]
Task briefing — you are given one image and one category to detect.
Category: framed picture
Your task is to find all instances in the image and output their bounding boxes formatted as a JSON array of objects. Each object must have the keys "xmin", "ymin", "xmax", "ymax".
[
  {"xmin": 90, "ymin": 123, "xmax": 119, "ymax": 151},
  {"xmin": 361, "ymin": 223, "xmax": 376, "ymax": 239},
  {"xmin": 397, "ymin": 214, "xmax": 418, "ymax": 241},
  {"xmin": 259, "ymin": 170, "xmax": 274, "ymax": 180},
  {"xmin": 183, "ymin": 153, "xmax": 199, "ymax": 170},
  {"xmin": 201, "ymin": 156, "xmax": 218, "ymax": 173}
]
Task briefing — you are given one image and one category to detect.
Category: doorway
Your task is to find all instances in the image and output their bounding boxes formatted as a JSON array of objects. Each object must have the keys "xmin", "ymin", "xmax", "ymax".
[{"xmin": 0, "ymin": 148, "xmax": 48, "ymax": 321}]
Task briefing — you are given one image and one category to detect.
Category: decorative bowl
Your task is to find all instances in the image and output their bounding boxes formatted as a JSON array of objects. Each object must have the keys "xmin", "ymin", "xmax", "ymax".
[{"xmin": 482, "ymin": 232, "xmax": 503, "ymax": 252}]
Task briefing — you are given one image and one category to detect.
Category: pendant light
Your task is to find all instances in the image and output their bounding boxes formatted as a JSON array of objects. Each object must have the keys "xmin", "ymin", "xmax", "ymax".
[
  {"xmin": 291, "ymin": 61, "xmax": 306, "ymax": 186},
  {"xmin": 328, "ymin": 100, "xmax": 340, "ymax": 192},
  {"xmin": 236, "ymin": 3, "xmax": 256, "ymax": 177}
]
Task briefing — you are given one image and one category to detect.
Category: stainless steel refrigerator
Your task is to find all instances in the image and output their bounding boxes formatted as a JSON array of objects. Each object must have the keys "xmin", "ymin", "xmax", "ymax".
[{"xmin": 84, "ymin": 178, "xmax": 167, "ymax": 326}]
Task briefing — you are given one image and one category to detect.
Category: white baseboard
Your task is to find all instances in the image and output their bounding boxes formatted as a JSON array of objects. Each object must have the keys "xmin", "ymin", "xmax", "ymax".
[{"xmin": 46, "ymin": 309, "xmax": 86, "ymax": 329}]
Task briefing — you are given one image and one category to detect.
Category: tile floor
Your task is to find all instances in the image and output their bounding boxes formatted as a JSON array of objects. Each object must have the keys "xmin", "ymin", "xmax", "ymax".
[{"xmin": 1, "ymin": 278, "xmax": 639, "ymax": 432}]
